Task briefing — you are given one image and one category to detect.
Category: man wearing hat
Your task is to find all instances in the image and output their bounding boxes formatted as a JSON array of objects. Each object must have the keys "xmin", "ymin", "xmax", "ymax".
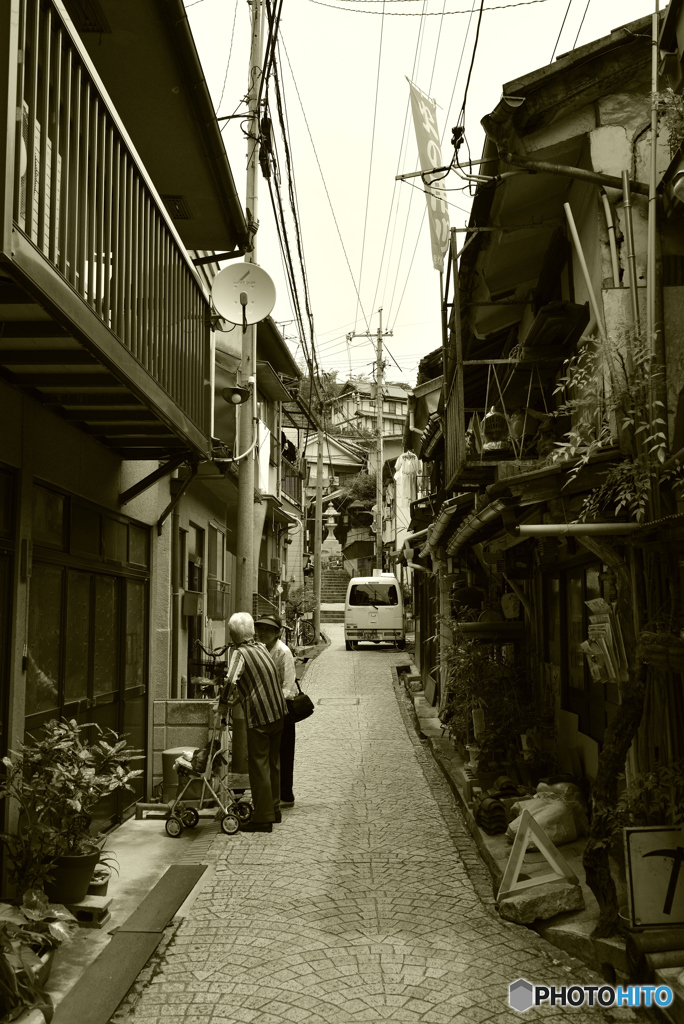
[{"xmin": 254, "ymin": 613, "xmax": 298, "ymax": 808}]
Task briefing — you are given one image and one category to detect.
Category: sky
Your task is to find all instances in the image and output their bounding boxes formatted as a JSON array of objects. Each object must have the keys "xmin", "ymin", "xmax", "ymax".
[{"xmin": 186, "ymin": 0, "xmax": 658, "ymax": 387}]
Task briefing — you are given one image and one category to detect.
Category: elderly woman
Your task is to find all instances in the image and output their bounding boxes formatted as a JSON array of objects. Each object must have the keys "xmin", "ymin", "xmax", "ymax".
[
  {"xmin": 254, "ymin": 614, "xmax": 297, "ymax": 808},
  {"xmin": 218, "ymin": 612, "xmax": 287, "ymax": 833}
]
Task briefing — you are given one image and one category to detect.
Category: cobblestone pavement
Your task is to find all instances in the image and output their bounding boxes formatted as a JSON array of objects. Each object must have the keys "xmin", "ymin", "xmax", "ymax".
[{"xmin": 124, "ymin": 627, "xmax": 632, "ymax": 1024}]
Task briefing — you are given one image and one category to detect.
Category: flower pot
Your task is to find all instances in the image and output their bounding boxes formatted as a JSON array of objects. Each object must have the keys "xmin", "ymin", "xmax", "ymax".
[
  {"xmin": 44, "ymin": 848, "xmax": 100, "ymax": 904},
  {"xmin": 34, "ymin": 947, "xmax": 55, "ymax": 988}
]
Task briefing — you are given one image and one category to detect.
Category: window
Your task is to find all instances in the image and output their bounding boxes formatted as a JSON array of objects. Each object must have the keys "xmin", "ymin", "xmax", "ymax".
[
  {"xmin": 208, "ymin": 524, "xmax": 226, "ymax": 581},
  {"xmin": 33, "ymin": 486, "xmax": 65, "ymax": 549},
  {"xmin": 349, "ymin": 582, "xmax": 398, "ymax": 606}
]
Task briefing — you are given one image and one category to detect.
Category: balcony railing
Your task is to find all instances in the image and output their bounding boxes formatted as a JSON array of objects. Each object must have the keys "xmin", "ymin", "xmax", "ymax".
[
  {"xmin": 281, "ymin": 459, "xmax": 302, "ymax": 506},
  {"xmin": 0, "ymin": 0, "xmax": 211, "ymax": 451}
]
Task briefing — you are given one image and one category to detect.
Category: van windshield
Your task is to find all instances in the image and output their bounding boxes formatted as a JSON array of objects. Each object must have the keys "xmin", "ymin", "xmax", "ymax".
[{"xmin": 349, "ymin": 583, "xmax": 398, "ymax": 607}]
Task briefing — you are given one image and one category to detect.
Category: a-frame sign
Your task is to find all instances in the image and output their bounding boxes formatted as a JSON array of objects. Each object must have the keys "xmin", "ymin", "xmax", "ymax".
[{"xmin": 497, "ymin": 809, "xmax": 579, "ymax": 902}]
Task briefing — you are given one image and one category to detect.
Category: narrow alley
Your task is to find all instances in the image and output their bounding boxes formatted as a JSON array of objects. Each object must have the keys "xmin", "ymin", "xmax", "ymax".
[{"xmin": 122, "ymin": 628, "xmax": 630, "ymax": 1024}]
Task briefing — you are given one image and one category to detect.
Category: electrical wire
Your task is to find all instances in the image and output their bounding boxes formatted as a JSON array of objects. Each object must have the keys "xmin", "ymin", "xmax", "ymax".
[
  {"xmin": 306, "ymin": 0, "xmax": 555, "ymax": 13},
  {"xmin": 354, "ymin": 1, "xmax": 387, "ymax": 342},
  {"xmin": 216, "ymin": 0, "xmax": 239, "ymax": 112},
  {"xmin": 384, "ymin": 6, "xmax": 476, "ymax": 328},
  {"xmin": 573, "ymin": 0, "xmax": 590, "ymax": 48},
  {"xmin": 550, "ymin": 0, "xmax": 573, "ymax": 62},
  {"xmin": 280, "ymin": 36, "xmax": 370, "ymax": 332},
  {"xmin": 369, "ymin": 1, "xmax": 427, "ymax": 326}
]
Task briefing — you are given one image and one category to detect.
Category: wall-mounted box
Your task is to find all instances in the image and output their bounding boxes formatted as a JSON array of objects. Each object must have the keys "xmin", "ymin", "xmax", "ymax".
[{"xmin": 182, "ymin": 590, "xmax": 203, "ymax": 616}]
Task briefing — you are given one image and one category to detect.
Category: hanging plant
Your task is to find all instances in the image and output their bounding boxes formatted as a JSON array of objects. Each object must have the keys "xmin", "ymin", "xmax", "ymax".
[{"xmin": 549, "ymin": 332, "xmax": 675, "ymax": 521}]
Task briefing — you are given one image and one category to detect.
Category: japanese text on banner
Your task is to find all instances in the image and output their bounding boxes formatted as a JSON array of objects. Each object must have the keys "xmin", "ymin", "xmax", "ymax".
[{"xmin": 408, "ymin": 80, "xmax": 450, "ymax": 272}]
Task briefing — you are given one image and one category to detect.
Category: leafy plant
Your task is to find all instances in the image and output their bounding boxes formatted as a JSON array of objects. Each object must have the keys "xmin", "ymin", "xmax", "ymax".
[
  {"xmin": 438, "ymin": 625, "xmax": 534, "ymax": 745},
  {"xmin": 612, "ymin": 762, "xmax": 684, "ymax": 836},
  {"xmin": 0, "ymin": 719, "xmax": 142, "ymax": 895},
  {"xmin": 0, "ymin": 889, "xmax": 77, "ymax": 1024},
  {"xmin": 284, "ymin": 585, "xmax": 316, "ymax": 625},
  {"xmin": 657, "ymin": 88, "xmax": 684, "ymax": 155},
  {"xmin": 549, "ymin": 333, "xmax": 670, "ymax": 522}
]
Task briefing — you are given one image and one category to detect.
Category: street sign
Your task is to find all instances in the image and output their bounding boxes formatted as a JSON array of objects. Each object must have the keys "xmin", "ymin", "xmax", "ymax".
[
  {"xmin": 407, "ymin": 79, "xmax": 450, "ymax": 273},
  {"xmin": 624, "ymin": 825, "xmax": 684, "ymax": 927}
]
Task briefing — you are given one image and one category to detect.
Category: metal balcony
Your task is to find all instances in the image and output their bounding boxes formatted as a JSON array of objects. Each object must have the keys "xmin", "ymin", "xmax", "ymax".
[{"xmin": 0, "ymin": 0, "xmax": 214, "ymax": 459}]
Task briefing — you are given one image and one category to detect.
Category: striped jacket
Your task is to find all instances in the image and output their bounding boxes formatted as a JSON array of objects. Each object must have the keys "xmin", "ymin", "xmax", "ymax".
[{"xmin": 221, "ymin": 640, "xmax": 286, "ymax": 728}]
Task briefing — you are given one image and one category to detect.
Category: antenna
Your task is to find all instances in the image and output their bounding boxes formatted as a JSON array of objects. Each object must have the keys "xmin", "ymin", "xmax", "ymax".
[{"xmin": 212, "ymin": 263, "xmax": 277, "ymax": 326}]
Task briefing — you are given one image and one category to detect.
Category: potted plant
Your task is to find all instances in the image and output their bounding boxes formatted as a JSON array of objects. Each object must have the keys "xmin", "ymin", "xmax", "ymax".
[
  {"xmin": 0, "ymin": 719, "xmax": 142, "ymax": 903},
  {"xmin": 0, "ymin": 888, "xmax": 78, "ymax": 1023},
  {"xmin": 474, "ymin": 729, "xmax": 515, "ymax": 791}
]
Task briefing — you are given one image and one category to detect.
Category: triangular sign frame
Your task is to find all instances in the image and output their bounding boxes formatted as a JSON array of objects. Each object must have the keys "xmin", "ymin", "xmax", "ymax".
[{"xmin": 497, "ymin": 808, "xmax": 579, "ymax": 902}]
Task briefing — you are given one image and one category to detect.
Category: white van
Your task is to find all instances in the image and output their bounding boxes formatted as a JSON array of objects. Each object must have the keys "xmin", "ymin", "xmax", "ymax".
[{"xmin": 344, "ymin": 574, "xmax": 405, "ymax": 651}]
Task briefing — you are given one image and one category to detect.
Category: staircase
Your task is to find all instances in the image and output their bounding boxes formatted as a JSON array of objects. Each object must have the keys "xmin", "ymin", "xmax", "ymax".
[
  {"xmin": 321, "ymin": 568, "xmax": 351, "ymax": 602},
  {"xmin": 320, "ymin": 568, "xmax": 350, "ymax": 622}
]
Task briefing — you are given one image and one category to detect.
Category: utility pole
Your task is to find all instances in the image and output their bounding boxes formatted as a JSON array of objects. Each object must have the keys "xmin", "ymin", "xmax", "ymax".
[
  {"xmin": 313, "ymin": 428, "xmax": 323, "ymax": 639},
  {"xmin": 235, "ymin": 0, "xmax": 263, "ymax": 614},
  {"xmin": 347, "ymin": 308, "xmax": 392, "ymax": 572},
  {"xmin": 374, "ymin": 311, "xmax": 385, "ymax": 570}
]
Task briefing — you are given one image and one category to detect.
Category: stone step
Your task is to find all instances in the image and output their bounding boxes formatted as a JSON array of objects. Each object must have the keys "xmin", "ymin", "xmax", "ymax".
[{"xmin": 321, "ymin": 610, "xmax": 345, "ymax": 622}]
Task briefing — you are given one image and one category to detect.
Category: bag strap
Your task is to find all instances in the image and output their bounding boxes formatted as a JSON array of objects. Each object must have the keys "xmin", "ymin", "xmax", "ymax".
[{"xmin": 295, "ymin": 679, "xmax": 302, "ymax": 694}]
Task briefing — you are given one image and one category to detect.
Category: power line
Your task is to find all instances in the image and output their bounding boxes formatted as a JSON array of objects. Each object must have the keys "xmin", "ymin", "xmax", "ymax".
[
  {"xmin": 456, "ymin": 0, "xmax": 485, "ymax": 133},
  {"xmin": 550, "ymin": 0, "xmax": 572, "ymax": 62},
  {"xmin": 216, "ymin": 0, "xmax": 239, "ymax": 112},
  {"xmin": 306, "ymin": 0, "xmax": 555, "ymax": 13},
  {"xmin": 573, "ymin": 0, "xmax": 590, "ymax": 47},
  {"xmin": 280, "ymin": 36, "xmax": 370, "ymax": 332},
  {"xmin": 369, "ymin": 1, "xmax": 427, "ymax": 321}
]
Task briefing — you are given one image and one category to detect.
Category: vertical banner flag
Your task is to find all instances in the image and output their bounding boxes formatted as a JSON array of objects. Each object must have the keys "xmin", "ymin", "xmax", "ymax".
[{"xmin": 408, "ymin": 80, "xmax": 450, "ymax": 272}]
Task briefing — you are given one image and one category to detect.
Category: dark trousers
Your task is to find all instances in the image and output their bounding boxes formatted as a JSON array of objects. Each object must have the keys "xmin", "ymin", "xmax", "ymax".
[
  {"xmin": 246, "ymin": 717, "xmax": 284, "ymax": 823},
  {"xmin": 280, "ymin": 719, "xmax": 296, "ymax": 801}
]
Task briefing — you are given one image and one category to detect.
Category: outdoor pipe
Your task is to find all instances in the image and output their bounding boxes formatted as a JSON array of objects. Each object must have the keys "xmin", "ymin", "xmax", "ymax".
[
  {"xmin": 171, "ymin": 508, "xmax": 181, "ymax": 700},
  {"xmin": 622, "ymin": 171, "xmax": 642, "ymax": 337},
  {"xmin": 501, "ymin": 151, "xmax": 649, "ymax": 196},
  {"xmin": 445, "ymin": 499, "xmax": 513, "ymax": 557},
  {"xmin": 507, "ymin": 523, "xmax": 641, "ymax": 537},
  {"xmin": 564, "ymin": 203, "xmax": 608, "ymax": 342},
  {"xmin": 600, "ymin": 190, "xmax": 621, "ymax": 287}
]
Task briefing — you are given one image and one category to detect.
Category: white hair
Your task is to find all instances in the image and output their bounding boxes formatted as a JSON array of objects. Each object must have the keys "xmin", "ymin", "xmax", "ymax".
[{"xmin": 228, "ymin": 612, "xmax": 255, "ymax": 644}]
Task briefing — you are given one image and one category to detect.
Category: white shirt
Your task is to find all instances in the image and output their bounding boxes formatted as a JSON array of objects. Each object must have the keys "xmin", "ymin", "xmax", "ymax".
[{"xmin": 269, "ymin": 638, "xmax": 297, "ymax": 699}]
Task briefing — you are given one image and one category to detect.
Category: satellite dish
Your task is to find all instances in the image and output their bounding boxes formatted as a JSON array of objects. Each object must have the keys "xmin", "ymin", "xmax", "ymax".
[{"xmin": 211, "ymin": 263, "xmax": 276, "ymax": 326}]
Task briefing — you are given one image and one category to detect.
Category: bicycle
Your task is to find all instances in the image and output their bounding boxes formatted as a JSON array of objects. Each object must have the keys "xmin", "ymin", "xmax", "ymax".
[{"xmin": 283, "ymin": 610, "xmax": 316, "ymax": 651}]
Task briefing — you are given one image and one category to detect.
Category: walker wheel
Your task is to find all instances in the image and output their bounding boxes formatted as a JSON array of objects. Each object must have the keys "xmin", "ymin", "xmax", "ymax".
[
  {"xmin": 165, "ymin": 816, "xmax": 183, "ymax": 838},
  {"xmin": 181, "ymin": 807, "xmax": 199, "ymax": 828},
  {"xmin": 221, "ymin": 813, "xmax": 240, "ymax": 835},
  {"xmin": 235, "ymin": 802, "xmax": 252, "ymax": 823}
]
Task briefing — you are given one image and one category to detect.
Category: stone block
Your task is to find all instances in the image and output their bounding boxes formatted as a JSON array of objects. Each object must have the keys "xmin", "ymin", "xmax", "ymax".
[
  {"xmin": 153, "ymin": 726, "xmax": 166, "ymax": 751},
  {"xmin": 498, "ymin": 880, "xmax": 584, "ymax": 924},
  {"xmin": 153, "ymin": 752, "xmax": 163, "ymax": 777},
  {"xmin": 153, "ymin": 701, "xmax": 166, "ymax": 725},
  {"xmin": 165, "ymin": 725, "xmax": 208, "ymax": 750},
  {"xmin": 165, "ymin": 700, "xmax": 212, "ymax": 726}
]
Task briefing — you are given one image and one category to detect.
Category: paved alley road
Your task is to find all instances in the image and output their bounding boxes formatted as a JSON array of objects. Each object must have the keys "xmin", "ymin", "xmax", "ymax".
[{"xmin": 125, "ymin": 628, "xmax": 628, "ymax": 1024}]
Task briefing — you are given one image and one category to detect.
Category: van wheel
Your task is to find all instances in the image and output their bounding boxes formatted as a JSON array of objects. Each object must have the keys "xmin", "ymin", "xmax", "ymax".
[
  {"xmin": 396, "ymin": 639, "xmax": 406, "ymax": 651},
  {"xmin": 345, "ymin": 640, "xmax": 352, "ymax": 651}
]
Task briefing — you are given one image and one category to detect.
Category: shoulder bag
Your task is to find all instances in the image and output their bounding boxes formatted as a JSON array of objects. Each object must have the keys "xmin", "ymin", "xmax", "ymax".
[{"xmin": 285, "ymin": 679, "xmax": 315, "ymax": 724}]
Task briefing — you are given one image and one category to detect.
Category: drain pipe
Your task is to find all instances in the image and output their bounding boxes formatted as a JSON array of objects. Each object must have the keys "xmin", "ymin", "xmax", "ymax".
[
  {"xmin": 564, "ymin": 203, "xmax": 607, "ymax": 342},
  {"xmin": 600, "ymin": 190, "xmax": 620, "ymax": 288},
  {"xmin": 500, "ymin": 151, "xmax": 649, "ymax": 196},
  {"xmin": 171, "ymin": 508, "xmax": 181, "ymax": 700},
  {"xmin": 507, "ymin": 523, "xmax": 641, "ymax": 537},
  {"xmin": 622, "ymin": 170, "xmax": 642, "ymax": 339}
]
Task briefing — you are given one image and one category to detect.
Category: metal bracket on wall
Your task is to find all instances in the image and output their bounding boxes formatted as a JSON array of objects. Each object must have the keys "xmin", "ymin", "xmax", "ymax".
[
  {"xmin": 118, "ymin": 453, "xmax": 190, "ymax": 506},
  {"xmin": 157, "ymin": 463, "xmax": 198, "ymax": 536}
]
